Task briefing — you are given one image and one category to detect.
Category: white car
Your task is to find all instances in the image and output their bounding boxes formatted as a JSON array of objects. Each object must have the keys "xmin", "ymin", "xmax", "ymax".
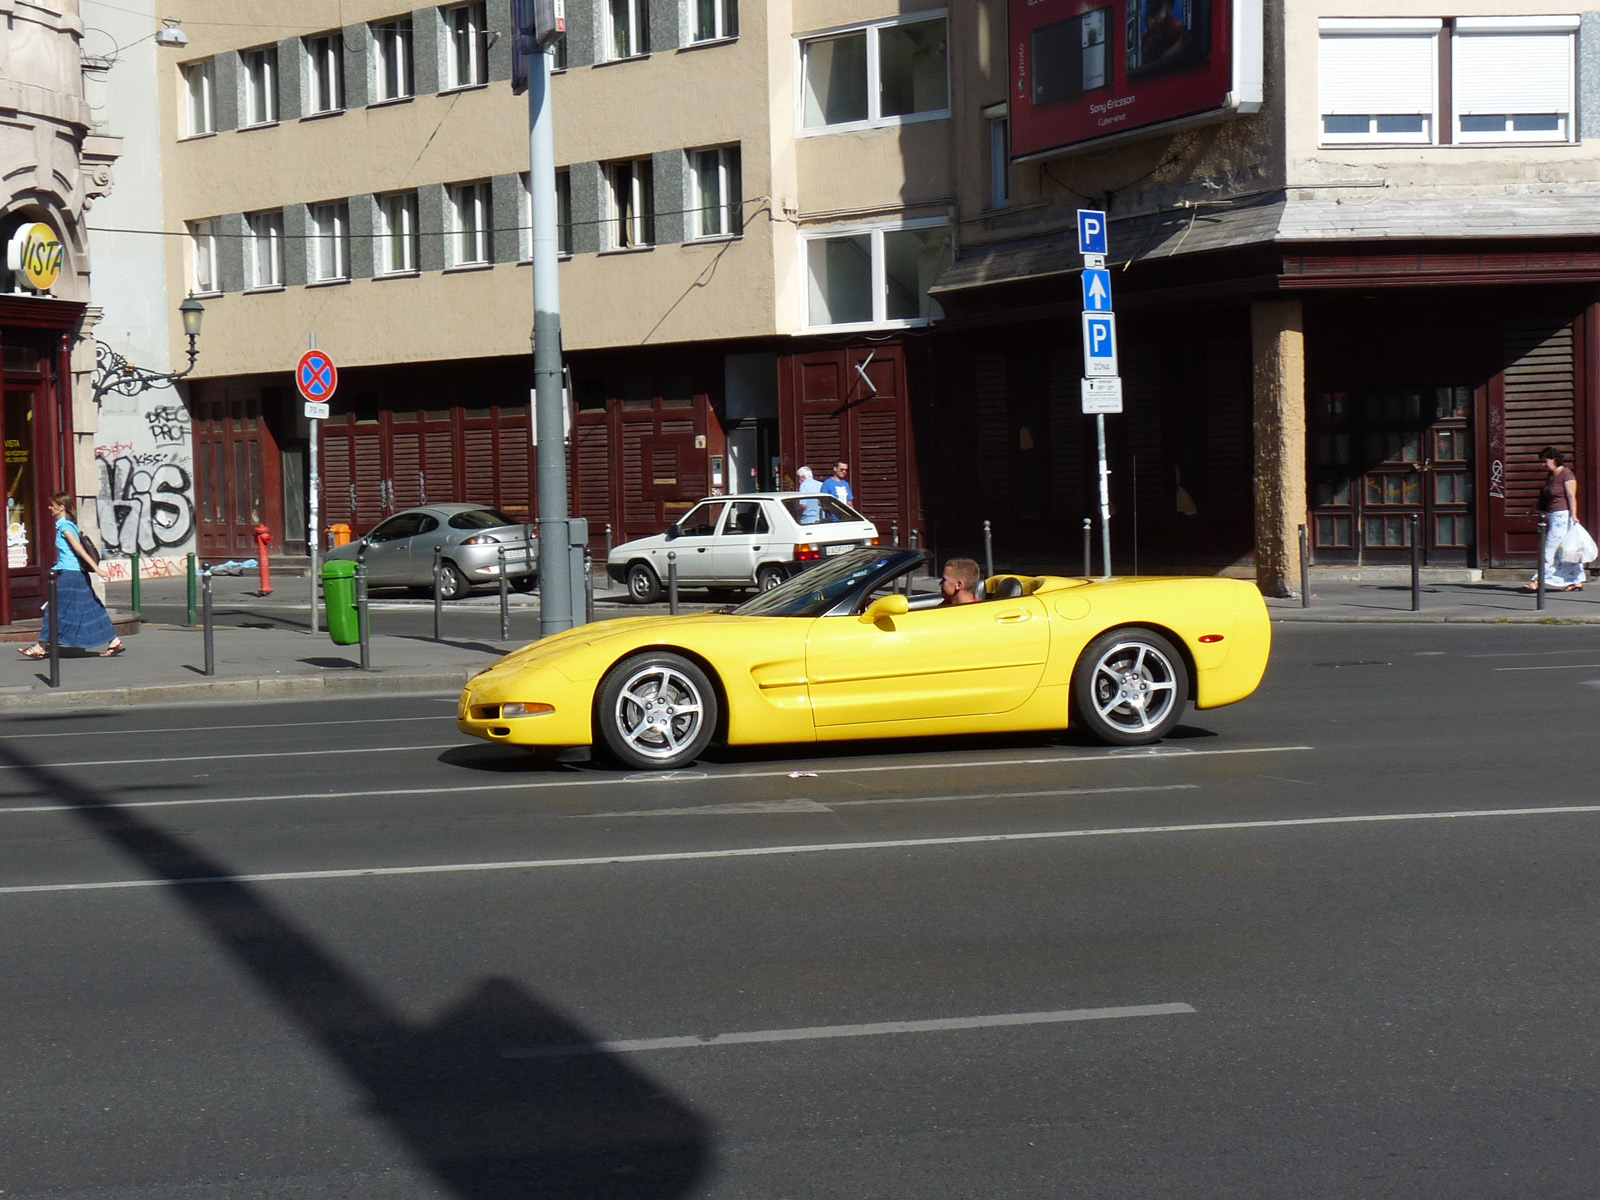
[{"xmin": 606, "ymin": 492, "xmax": 880, "ymax": 602}]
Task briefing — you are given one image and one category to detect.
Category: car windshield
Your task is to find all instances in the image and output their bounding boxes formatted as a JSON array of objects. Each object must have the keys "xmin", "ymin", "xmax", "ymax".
[
  {"xmin": 732, "ymin": 547, "xmax": 907, "ymax": 617},
  {"xmin": 782, "ymin": 495, "xmax": 866, "ymax": 526},
  {"xmin": 448, "ymin": 509, "xmax": 518, "ymax": 530}
]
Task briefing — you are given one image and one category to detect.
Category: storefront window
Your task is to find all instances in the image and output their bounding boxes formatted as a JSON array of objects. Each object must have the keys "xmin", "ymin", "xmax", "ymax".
[{"xmin": 4, "ymin": 392, "xmax": 36, "ymax": 570}]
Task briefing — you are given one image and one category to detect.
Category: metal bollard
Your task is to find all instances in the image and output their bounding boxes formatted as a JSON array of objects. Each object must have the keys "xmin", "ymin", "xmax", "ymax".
[
  {"xmin": 185, "ymin": 551, "xmax": 197, "ymax": 625},
  {"xmin": 891, "ymin": 519, "xmax": 899, "ymax": 547},
  {"xmin": 1537, "ymin": 514, "xmax": 1548, "ymax": 611},
  {"xmin": 1299, "ymin": 524, "xmax": 1311, "ymax": 609},
  {"xmin": 1409, "ymin": 514, "xmax": 1421, "ymax": 612},
  {"xmin": 585, "ymin": 549, "xmax": 595, "ymax": 624},
  {"xmin": 604, "ymin": 523, "xmax": 613, "ymax": 590},
  {"xmin": 45, "ymin": 568, "xmax": 60, "ymax": 689},
  {"xmin": 356, "ymin": 547, "xmax": 371, "ymax": 671},
  {"xmin": 668, "ymin": 550, "xmax": 679, "ymax": 615},
  {"xmin": 432, "ymin": 543, "xmax": 443, "ymax": 642},
  {"xmin": 129, "ymin": 552, "xmax": 141, "ymax": 616},
  {"xmin": 1083, "ymin": 518, "xmax": 1093, "ymax": 577},
  {"xmin": 983, "ymin": 519, "xmax": 994, "ymax": 580},
  {"xmin": 498, "ymin": 544, "xmax": 510, "ymax": 641},
  {"xmin": 201, "ymin": 564, "xmax": 215, "ymax": 676}
]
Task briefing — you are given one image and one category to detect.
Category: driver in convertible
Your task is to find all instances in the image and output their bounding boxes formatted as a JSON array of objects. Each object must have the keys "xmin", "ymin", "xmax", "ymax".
[{"xmin": 939, "ymin": 558, "xmax": 982, "ymax": 606}]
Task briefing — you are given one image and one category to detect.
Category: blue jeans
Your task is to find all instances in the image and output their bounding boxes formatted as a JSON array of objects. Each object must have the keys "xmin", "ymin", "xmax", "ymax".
[{"xmin": 1536, "ymin": 510, "xmax": 1587, "ymax": 587}]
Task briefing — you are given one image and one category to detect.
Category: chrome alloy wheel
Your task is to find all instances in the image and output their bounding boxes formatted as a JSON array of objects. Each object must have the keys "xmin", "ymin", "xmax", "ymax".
[
  {"xmin": 1083, "ymin": 636, "xmax": 1184, "ymax": 741},
  {"xmin": 612, "ymin": 662, "xmax": 707, "ymax": 763}
]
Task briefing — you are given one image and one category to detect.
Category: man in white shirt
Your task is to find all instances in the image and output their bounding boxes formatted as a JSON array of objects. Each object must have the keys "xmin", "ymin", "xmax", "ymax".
[{"xmin": 796, "ymin": 465, "xmax": 822, "ymax": 524}]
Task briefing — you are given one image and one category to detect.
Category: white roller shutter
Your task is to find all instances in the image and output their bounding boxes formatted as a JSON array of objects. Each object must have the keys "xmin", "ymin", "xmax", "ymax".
[
  {"xmin": 1318, "ymin": 28, "xmax": 1438, "ymax": 116},
  {"xmin": 1453, "ymin": 27, "xmax": 1575, "ymax": 116}
]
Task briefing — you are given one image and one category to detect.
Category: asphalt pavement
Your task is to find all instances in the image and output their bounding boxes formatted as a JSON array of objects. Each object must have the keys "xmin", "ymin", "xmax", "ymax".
[{"xmin": 4, "ymin": 622, "xmax": 1600, "ymax": 1196}]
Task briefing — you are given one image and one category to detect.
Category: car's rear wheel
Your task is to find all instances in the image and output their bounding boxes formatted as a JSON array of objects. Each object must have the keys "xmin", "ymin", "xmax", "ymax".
[
  {"xmin": 1071, "ymin": 628, "xmax": 1189, "ymax": 745},
  {"xmin": 757, "ymin": 564, "xmax": 787, "ymax": 592},
  {"xmin": 596, "ymin": 653, "xmax": 718, "ymax": 769},
  {"xmin": 510, "ymin": 572, "xmax": 537, "ymax": 593},
  {"xmin": 437, "ymin": 560, "xmax": 468, "ymax": 600},
  {"xmin": 627, "ymin": 562, "xmax": 662, "ymax": 603}
]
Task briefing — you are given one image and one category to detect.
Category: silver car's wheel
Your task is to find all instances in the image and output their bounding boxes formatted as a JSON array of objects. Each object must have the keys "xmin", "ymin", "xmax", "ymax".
[
  {"xmin": 596, "ymin": 653, "xmax": 717, "ymax": 769},
  {"xmin": 627, "ymin": 562, "xmax": 662, "ymax": 604},
  {"xmin": 437, "ymin": 560, "xmax": 468, "ymax": 600},
  {"xmin": 757, "ymin": 564, "xmax": 786, "ymax": 592},
  {"xmin": 1071, "ymin": 629, "xmax": 1189, "ymax": 745}
]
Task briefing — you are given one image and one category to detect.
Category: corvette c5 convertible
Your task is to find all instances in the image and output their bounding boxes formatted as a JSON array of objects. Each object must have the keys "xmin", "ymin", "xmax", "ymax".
[{"xmin": 457, "ymin": 547, "xmax": 1271, "ymax": 770}]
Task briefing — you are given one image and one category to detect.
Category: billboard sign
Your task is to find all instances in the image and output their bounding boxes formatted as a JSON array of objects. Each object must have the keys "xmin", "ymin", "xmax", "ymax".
[{"xmin": 1009, "ymin": 0, "xmax": 1262, "ymax": 159}]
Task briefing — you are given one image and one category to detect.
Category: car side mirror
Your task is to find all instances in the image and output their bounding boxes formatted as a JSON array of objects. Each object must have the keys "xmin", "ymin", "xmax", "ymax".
[
  {"xmin": 860, "ymin": 593, "xmax": 910, "ymax": 625},
  {"xmin": 665, "ymin": 523, "xmax": 681, "ymax": 539}
]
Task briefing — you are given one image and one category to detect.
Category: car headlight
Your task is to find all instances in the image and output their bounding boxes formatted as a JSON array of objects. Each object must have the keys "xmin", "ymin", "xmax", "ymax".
[{"xmin": 501, "ymin": 702, "xmax": 555, "ymax": 718}]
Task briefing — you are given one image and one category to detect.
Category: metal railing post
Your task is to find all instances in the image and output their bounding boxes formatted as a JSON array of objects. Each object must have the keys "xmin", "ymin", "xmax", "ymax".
[
  {"xmin": 185, "ymin": 552, "xmax": 197, "ymax": 625},
  {"xmin": 201, "ymin": 564, "xmax": 215, "ymax": 676},
  {"xmin": 129, "ymin": 552, "xmax": 141, "ymax": 616},
  {"xmin": 1537, "ymin": 514, "xmax": 1548, "ymax": 611},
  {"xmin": 1083, "ymin": 518, "xmax": 1093, "ymax": 577},
  {"xmin": 668, "ymin": 550, "xmax": 679, "ymax": 615},
  {"xmin": 432, "ymin": 543, "xmax": 443, "ymax": 641},
  {"xmin": 498, "ymin": 544, "xmax": 510, "ymax": 641},
  {"xmin": 356, "ymin": 546, "xmax": 371, "ymax": 671},
  {"xmin": 983, "ymin": 519, "xmax": 994, "ymax": 580},
  {"xmin": 1299, "ymin": 524, "xmax": 1311, "ymax": 609},
  {"xmin": 1409, "ymin": 514, "xmax": 1421, "ymax": 612},
  {"xmin": 891, "ymin": 519, "xmax": 899, "ymax": 547},
  {"xmin": 604, "ymin": 523, "xmax": 613, "ymax": 590},
  {"xmin": 46, "ymin": 569, "xmax": 60, "ymax": 689},
  {"xmin": 585, "ymin": 549, "xmax": 595, "ymax": 624}
]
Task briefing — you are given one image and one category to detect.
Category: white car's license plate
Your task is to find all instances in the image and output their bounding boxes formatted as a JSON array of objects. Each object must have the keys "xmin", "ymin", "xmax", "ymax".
[{"xmin": 824, "ymin": 543, "xmax": 856, "ymax": 556}]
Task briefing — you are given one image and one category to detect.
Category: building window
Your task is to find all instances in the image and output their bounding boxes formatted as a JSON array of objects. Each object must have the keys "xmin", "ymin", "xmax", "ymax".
[
  {"xmin": 1318, "ymin": 20, "xmax": 1438, "ymax": 145},
  {"xmin": 691, "ymin": 146, "xmax": 742, "ymax": 239},
  {"xmin": 189, "ymin": 219, "xmax": 219, "ymax": 293},
  {"xmin": 444, "ymin": 3, "xmax": 488, "ymax": 89},
  {"xmin": 246, "ymin": 210, "xmax": 284, "ymax": 289},
  {"xmin": 311, "ymin": 201, "xmax": 350, "ymax": 282},
  {"xmin": 802, "ymin": 220, "xmax": 951, "ymax": 331},
  {"xmin": 694, "ymin": 0, "xmax": 737, "ymax": 43},
  {"xmin": 183, "ymin": 60, "xmax": 214, "ymax": 135},
  {"xmin": 605, "ymin": 158, "xmax": 654, "ymax": 249},
  {"xmin": 242, "ymin": 47, "xmax": 278, "ymax": 126},
  {"xmin": 1453, "ymin": 17, "xmax": 1577, "ymax": 144},
  {"xmin": 986, "ymin": 109, "xmax": 1009, "ymax": 209},
  {"xmin": 377, "ymin": 191, "xmax": 419, "ymax": 274},
  {"xmin": 800, "ymin": 15, "xmax": 949, "ymax": 132},
  {"xmin": 449, "ymin": 182, "xmax": 490, "ymax": 266},
  {"xmin": 373, "ymin": 18, "xmax": 413, "ymax": 101},
  {"xmin": 604, "ymin": 0, "xmax": 648, "ymax": 61},
  {"xmin": 306, "ymin": 32, "xmax": 345, "ymax": 114}
]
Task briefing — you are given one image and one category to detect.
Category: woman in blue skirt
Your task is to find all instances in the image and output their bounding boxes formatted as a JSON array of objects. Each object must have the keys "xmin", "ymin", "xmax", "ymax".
[{"xmin": 19, "ymin": 493, "xmax": 125, "ymax": 659}]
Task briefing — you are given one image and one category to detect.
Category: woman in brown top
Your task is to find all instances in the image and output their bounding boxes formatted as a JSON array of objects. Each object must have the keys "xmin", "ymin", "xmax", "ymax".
[{"xmin": 1526, "ymin": 446, "xmax": 1585, "ymax": 592}]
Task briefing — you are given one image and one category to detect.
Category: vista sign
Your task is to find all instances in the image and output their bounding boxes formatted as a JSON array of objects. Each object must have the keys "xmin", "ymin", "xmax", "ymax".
[
  {"xmin": 1009, "ymin": 0, "xmax": 1263, "ymax": 159},
  {"xmin": 6, "ymin": 221, "xmax": 65, "ymax": 293}
]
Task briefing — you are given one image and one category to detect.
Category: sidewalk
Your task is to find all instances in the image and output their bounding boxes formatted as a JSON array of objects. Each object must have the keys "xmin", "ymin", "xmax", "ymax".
[{"xmin": 2, "ymin": 570, "xmax": 1596, "ymax": 714}]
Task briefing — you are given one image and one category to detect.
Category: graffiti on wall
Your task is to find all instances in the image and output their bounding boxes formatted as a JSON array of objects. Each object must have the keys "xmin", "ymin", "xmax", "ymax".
[{"xmin": 95, "ymin": 449, "xmax": 195, "ymax": 556}]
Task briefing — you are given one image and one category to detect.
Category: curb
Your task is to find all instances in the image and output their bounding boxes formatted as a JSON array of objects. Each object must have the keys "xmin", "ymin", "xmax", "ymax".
[
  {"xmin": 1269, "ymin": 612, "xmax": 1600, "ymax": 625},
  {"xmin": 0, "ymin": 667, "xmax": 477, "ymax": 712}
]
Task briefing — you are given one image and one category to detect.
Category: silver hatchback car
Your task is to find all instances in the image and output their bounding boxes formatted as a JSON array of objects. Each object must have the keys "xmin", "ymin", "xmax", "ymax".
[{"xmin": 325, "ymin": 504, "xmax": 536, "ymax": 599}]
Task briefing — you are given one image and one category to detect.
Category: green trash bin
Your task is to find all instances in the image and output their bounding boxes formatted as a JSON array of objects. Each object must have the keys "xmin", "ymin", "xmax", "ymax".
[{"xmin": 323, "ymin": 559, "xmax": 361, "ymax": 646}]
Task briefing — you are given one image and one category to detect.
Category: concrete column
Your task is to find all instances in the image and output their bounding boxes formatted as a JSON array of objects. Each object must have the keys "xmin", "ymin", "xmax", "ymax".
[{"xmin": 1251, "ymin": 297, "xmax": 1307, "ymax": 598}]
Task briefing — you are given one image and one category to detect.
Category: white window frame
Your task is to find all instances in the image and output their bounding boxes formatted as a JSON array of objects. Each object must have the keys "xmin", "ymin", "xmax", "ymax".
[
  {"xmin": 1317, "ymin": 18, "xmax": 1440, "ymax": 147},
  {"xmin": 242, "ymin": 47, "xmax": 278, "ymax": 126},
  {"xmin": 693, "ymin": 0, "xmax": 738, "ymax": 44},
  {"xmin": 1452, "ymin": 16, "xmax": 1578, "ymax": 145},
  {"xmin": 372, "ymin": 18, "xmax": 414, "ymax": 102},
  {"xmin": 604, "ymin": 0, "xmax": 648, "ymax": 61},
  {"xmin": 245, "ymin": 210, "xmax": 284, "ymax": 290},
  {"xmin": 797, "ymin": 12, "xmax": 950, "ymax": 136},
  {"xmin": 306, "ymin": 32, "xmax": 345, "ymax": 114},
  {"xmin": 443, "ymin": 2, "xmax": 488, "ymax": 89},
  {"xmin": 799, "ymin": 217, "xmax": 951, "ymax": 333},
  {"xmin": 188, "ymin": 219, "xmax": 219, "ymax": 294},
  {"xmin": 985, "ymin": 104, "xmax": 1009, "ymax": 209},
  {"xmin": 448, "ymin": 181, "xmax": 490, "ymax": 267},
  {"xmin": 377, "ymin": 192, "xmax": 419, "ymax": 275},
  {"xmin": 691, "ymin": 146, "xmax": 742, "ymax": 239},
  {"xmin": 310, "ymin": 201, "xmax": 350, "ymax": 282},
  {"xmin": 605, "ymin": 158, "xmax": 655, "ymax": 249},
  {"xmin": 183, "ymin": 60, "xmax": 214, "ymax": 136}
]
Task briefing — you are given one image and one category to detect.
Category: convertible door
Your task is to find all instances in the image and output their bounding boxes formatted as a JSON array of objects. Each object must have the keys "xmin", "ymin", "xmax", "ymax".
[{"xmin": 805, "ymin": 597, "xmax": 1051, "ymax": 727}]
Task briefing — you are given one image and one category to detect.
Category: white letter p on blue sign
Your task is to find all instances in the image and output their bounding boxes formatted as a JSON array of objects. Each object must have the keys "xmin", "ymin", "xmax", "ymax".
[{"xmin": 1077, "ymin": 209, "xmax": 1108, "ymax": 257}]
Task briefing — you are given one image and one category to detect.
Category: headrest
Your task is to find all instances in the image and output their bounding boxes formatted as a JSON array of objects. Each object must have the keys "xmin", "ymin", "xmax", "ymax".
[{"xmin": 991, "ymin": 577, "xmax": 1024, "ymax": 600}]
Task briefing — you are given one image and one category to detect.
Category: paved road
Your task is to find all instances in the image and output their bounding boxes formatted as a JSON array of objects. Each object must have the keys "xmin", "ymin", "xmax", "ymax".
[{"xmin": 3, "ymin": 622, "xmax": 1600, "ymax": 1197}]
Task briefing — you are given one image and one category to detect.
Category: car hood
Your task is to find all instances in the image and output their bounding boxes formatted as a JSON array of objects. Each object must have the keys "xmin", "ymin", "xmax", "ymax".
[{"xmin": 474, "ymin": 611, "xmax": 766, "ymax": 680}]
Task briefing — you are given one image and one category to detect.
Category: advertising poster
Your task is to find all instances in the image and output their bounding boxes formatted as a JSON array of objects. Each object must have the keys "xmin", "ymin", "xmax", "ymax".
[{"xmin": 1010, "ymin": 0, "xmax": 1261, "ymax": 159}]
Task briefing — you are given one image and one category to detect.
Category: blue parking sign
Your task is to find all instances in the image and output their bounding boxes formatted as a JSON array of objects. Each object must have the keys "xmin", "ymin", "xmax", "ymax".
[
  {"xmin": 1077, "ymin": 209, "xmax": 1108, "ymax": 257},
  {"xmin": 1081, "ymin": 312, "xmax": 1118, "ymax": 377}
]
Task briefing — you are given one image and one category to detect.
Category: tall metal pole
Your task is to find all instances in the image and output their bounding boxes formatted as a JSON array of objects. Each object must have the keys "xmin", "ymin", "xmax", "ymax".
[
  {"xmin": 530, "ymin": 48, "xmax": 572, "ymax": 637},
  {"xmin": 1096, "ymin": 414, "xmax": 1112, "ymax": 577},
  {"xmin": 308, "ymin": 332, "xmax": 321, "ymax": 634}
]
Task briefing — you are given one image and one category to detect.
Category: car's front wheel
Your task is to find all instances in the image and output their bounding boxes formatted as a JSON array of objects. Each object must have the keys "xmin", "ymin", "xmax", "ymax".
[
  {"xmin": 437, "ymin": 560, "xmax": 469, "ymax": 601},
  {"xmin": 1071, "ymin": 628, "xmax": 1189, "ymax": 745},
  {"xmin": 627, "ymin": 562, "xmax": 662, "ymax": 603},
  {"xmin": 596, "ymin": 652, "xmax": 718, "ymax": 769},
  {"xmin": 756, "ymin": 564, "xmax": 787, "ymax": 592}
]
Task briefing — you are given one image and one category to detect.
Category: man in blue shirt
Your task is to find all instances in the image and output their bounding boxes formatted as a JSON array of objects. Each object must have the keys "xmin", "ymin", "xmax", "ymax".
[{"xmin": 820, "ymin": 461, "xmax": 853, "ymax": 509}]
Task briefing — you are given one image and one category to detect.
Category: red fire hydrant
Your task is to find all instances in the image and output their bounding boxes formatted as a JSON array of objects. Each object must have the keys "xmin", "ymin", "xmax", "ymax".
[{"xmin": 254, "ymin": 522, "xmax": 273, "ymax": 595}]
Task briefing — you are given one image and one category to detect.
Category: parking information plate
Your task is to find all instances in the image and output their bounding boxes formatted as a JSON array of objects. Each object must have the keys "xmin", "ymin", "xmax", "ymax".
[
  {"xmin": 1081, "ymin": 377, "xmax": 1124, "ymax": 414},
  {"xmin": 303, "ymin": 400, "xmax": 330, "ymax": 420}
]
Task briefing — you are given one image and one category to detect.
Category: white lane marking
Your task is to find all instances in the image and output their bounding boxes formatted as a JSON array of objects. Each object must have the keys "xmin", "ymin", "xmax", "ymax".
[
  {"xmin": 1492, "ymin": 663, "xmax": 1600, "ymax": 672},
  {"xmin": 3, "ymin": 801, "xmax": 1596, "ymax": 896},
  {"xmin": 0, "ymin": 745, "xmax": 1311, "ymax": 816},
  {"xmin": 10, "ymin": 715, "xmax": 451, "ymax": 740},
  {"xmin": 502, "ymin": 1003, "xmax": 1197, "ymax": 1059},
  {"xmin": 578, "ymin": 783, "xmax": 1198, "ymax": 818},
  {"xmin": 0, "ymin": 744, "xmax": 465, "ymax": 772}
]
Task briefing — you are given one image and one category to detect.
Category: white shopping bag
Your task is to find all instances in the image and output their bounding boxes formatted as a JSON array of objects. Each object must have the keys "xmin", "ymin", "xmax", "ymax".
[{"xmin": 1558, "ymin": 521, "xmax": 1599, "ymax": 565}]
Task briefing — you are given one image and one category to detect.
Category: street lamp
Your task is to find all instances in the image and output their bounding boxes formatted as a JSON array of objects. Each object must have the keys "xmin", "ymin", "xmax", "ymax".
[{"xmin": 92, "ymin": 295, "xmax": 205, "ymax": 404}]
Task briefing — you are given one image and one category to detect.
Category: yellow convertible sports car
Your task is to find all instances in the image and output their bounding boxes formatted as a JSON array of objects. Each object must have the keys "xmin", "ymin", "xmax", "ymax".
[{"xmin": 459, "ymin": 547, "xmax": 1270, "ymax": 769}]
